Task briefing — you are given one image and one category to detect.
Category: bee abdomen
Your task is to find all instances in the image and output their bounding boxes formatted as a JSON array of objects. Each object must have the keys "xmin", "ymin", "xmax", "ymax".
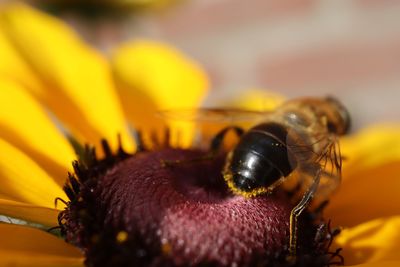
[{"xmin": 229, "ymin": 123, "xmax": 296, "ymax": 190}]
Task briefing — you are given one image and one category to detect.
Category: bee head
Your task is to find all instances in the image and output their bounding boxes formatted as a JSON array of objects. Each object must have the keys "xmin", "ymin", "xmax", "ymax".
[{"xmin": 324, "ymin": 96, "xmax": 351, "ymax": 135}]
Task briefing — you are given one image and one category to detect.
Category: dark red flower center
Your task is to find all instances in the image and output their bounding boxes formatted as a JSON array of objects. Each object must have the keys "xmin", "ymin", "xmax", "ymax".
[{"xmin": 60, "ymin": 144, "xmax": 342, "ymax": 267}]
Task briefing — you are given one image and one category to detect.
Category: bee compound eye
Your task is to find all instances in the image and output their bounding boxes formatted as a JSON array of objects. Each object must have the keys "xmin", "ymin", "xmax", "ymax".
[
  {"xmin": 325, "ymin": 97, "xmax": 351, "ymax": 135},
  {"xmin": 327, "ymin": 121, "xmax": 338, "ymax": 133}
]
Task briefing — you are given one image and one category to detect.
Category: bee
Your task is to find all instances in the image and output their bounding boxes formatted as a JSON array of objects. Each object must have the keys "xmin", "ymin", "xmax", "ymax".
[{"xmin": 161, "ymin": 97, "xmax": 350, "ymax": 259}]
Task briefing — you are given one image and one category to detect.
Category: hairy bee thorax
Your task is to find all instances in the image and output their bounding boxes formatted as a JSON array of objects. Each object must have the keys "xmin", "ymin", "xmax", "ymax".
[
  {"xmin": 276, "ymin": 97, "xmax": 351, "ymax": 137},
  {"xmin": 265, "ymin": 97, "xmax": 349, "ymax": 163}
]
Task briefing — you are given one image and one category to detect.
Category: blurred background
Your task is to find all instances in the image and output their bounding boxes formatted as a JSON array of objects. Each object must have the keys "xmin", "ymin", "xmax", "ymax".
[{"xmin": 20, "ymin": 0, "xmax": 400, "ymax": 130}]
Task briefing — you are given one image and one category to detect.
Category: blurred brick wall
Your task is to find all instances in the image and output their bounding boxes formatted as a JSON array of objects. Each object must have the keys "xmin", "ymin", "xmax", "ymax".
[
  {"xmin": 123, "ymin": 0, "xmax": 400, "ymax": 130},
  {"xmin": 0, "ymin": 0, "xmax": 396, "ymax": 237}
]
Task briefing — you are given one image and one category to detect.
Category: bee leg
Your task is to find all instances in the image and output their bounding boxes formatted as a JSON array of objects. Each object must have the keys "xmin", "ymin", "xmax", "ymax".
[
  {"xmin": 161, "ymin": 126, "xmax": 244, "ymax": 167},
  {"xmin": 288, "ymin": 168, "xmax": 322, "ymax": 262},
  {"xmin": 209, "ymin": 126, "xmax": 244, "ymax": 152},
  {"xmin": 160, "ymin": 153, "xmax": 215, "ymax": 167}
]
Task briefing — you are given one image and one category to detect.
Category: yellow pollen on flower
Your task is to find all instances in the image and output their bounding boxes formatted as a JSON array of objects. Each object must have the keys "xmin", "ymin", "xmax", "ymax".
[
  {"xmin": 116, "ymin": 231, "xmax": 129, "ymax": 243},
  {"xmin": 161, "ymin": 242, "xmax": 172, "ymax": 256},
  {"xmin": 223, "ymin": 173, "xmax": 268, "ymax": 198}
]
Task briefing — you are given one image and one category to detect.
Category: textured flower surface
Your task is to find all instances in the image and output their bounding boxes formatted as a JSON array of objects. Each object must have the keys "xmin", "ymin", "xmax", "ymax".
[{"xmin": 0, "ymin": 3, "xmax": 400, "ymax": 267}]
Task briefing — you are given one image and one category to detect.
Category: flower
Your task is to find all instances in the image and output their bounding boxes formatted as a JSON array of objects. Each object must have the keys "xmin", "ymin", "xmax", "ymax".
[{"xmin": 0, "ymin": 3, "xmax": 400, "ymax": 267}]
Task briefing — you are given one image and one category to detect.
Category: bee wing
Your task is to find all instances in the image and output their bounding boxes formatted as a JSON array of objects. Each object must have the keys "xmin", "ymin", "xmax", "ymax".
[
  {"xmin": 287, "ymin": 132, "xmax": 342, "ymax": 203},
  {"xmin": 313, "ymin": 134, "xmax": 342, "ymax": 200},
  {"xmin": 158, "ymin": 108, "xmax": 270, "ymax": 123}
]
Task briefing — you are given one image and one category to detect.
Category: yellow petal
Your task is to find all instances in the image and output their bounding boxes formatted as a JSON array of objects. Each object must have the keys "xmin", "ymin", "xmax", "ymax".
[
  {"xmin": 350, "ymin": 262, "xmax": 400, "ymax": 267},
  {"xmin": 0, "ymin": 253, "xmax": 83, "ymax": 267},
  {"xmin": 0, "ymin": 28, "xmax": 44, "ymax": 96},
  {"xmin": 340, "ymin": 125, "xmax": 400, "ymax": 176},
  {"xmin": 0, "ymin": 3, "xmax": 134, "ymax": 152},
  {"xmin": 0, "ymin": 224, "xmax": 83, "ymax": 267},
  {"xmin": 0, "ymin": 198, "xmax": 59, "ymax": 227},
  {"xmin": 0, "ymin": 79, "xmax": 75, "ymax": 184},
  {"xmin": 334, "ymin": 216, "xmax": 400, "ymax": 265},
  {"xmin": 326, "ymin": 125, "xmax": 400, "ymax": 227},
  {"xmin": 112, "ymin": 40, "xmax": 209, "ymax": 147},
  {"xmin": 0, "ymin": 138, "xmax": 66, "ymax": 208},
  {"xmin": 215, "ymin": 89, "xmax": 285, "ymax": 111}
]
